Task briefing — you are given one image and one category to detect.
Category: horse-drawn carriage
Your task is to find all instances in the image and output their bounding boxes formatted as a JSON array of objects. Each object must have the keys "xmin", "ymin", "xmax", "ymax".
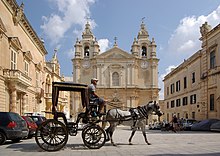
[
  {"xmin": 35, "ymin": 81, "xmax": 163, "ymax": 151},
  {"xmin": 35, "ymin": 82, "xmax": 107, "ymax": 151}
]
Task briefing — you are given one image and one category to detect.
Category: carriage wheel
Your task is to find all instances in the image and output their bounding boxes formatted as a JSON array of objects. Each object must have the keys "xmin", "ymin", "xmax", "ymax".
[
  {"xmin": 82, "ymin": 125, "xmax": 106, "ymax": 149},
  {"xmin": 35, "ymin": 119, "xmax": 68, "ymax": 151}
]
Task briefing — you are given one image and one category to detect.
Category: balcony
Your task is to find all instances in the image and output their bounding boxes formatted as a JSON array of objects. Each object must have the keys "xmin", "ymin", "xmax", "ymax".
[{"xmin": 3, "ymin": 69, "xmax": 32, "ymax": 87}]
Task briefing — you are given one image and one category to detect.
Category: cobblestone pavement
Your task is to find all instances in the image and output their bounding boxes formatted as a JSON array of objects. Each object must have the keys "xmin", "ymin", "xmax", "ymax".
[{"xmin": 0, "ymin": 126, "xmax": 220, "ymax": 156}]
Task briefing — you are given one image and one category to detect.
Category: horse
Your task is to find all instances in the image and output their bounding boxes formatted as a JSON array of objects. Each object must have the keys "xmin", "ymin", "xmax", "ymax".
[{"xmin": 105, "ymin": 101, "xmax": 163, "ymax": 146}]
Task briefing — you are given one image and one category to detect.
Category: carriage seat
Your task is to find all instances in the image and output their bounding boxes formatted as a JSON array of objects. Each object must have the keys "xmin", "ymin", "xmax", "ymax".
[
  {"xmin": 89, "ymin": 98, "xmax": 99, "ymax": 117},
  {"xmin": 89, "ymin": 98, "xmax": 99, "ymax": 106}
]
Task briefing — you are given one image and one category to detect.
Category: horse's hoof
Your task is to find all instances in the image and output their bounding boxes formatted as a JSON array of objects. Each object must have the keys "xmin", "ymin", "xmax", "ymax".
[
  {"xmin": 112, "ymin": 143, "xmax": 117, "ymax": 146},
  {"xmin": 106, "ymin": 138, "xmax": 110, "ymax": 142},
  {"xmin": 147, "ymin": 143, "xmax": 151, "ymax": 145},
  {"xmin": 129, "ymin": 142, "xmax": 133, "ymax": 145}
]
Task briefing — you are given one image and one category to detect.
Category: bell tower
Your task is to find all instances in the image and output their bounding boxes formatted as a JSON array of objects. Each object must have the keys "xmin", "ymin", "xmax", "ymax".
[
  {"xmin": 73, "ymin": 21, "xmax": 100, "ymax": 59},
  {"xmin": 131, "ymin": 20, "xmax": 159, "ymax": 100},
  {"xmin": 72, "ymin": 21, "xmax": 100, "ymax": 83},
  {"xmin": 131, "ymin": 21, "xmax": 151, "ymax": 58}
]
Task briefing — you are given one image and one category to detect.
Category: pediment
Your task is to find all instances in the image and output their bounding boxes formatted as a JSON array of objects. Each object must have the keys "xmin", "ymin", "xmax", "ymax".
[
  {"xmin": 35, "ymin": 62, "xmax": 43, "ymax": 71},
  {"xmin": 23, "ymin": 51, "xmax": 33, "ymax": 61},
  {"xmin": 0, "ymin": 17, "xmax": 7, "ymax": 33},
  {"xmin": 9, "ymin": 37, "xmax": 22, "ymax": 50},
  {"xmin": 97, "ymin": 47, "xmax": 134, "ymax": 59}
]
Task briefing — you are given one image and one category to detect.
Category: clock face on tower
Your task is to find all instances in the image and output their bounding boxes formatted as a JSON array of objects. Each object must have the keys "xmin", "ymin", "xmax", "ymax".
[
  {"xmin": 141, "ymin": 60, "xmax": 148, "ymax": 69},
  {"xmin": 82, "ymin": 60, "xmax": 90, "ymax": 68}
]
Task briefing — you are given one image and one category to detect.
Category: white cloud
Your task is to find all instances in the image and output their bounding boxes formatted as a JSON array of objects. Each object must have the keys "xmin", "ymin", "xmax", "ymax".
[
  {"xmin": 177, "ymin": 40, "xmax": 195, "ymax": 52},
  {"xmin": 67, "ymin": 48, "xmax": 75, "ymax": 58},
  {"xmin": 41, "ymin": 0, "xmax": 96, "ymax": 45},
  {"xmin": 159, "ymin": 65, "xmax": 177, "ymax": 100},
  {"xmin": 168, "ymin": 5, "xmax": 220, "ymax": 57},
  {"xmin": 98, "ymin": 39, "xmax": 110, "ymax": 53}
]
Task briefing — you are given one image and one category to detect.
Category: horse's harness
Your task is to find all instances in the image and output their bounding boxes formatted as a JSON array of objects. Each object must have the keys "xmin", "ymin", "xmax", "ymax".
[{"xmin": 112, "ymin": 105, "xmax": 150, "ymax": 126}]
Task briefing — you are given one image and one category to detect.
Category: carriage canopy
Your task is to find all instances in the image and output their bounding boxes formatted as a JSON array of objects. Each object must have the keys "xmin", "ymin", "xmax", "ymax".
[{"xmin": 52, "ymin": 82, "xmax": 89, "ymax": 112}]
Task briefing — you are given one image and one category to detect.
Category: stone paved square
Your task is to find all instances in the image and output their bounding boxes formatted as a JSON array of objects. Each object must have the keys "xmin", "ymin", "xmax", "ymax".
[{"xmin": 0, "ymin": 126, "xmax": 220, "ymax": 156}]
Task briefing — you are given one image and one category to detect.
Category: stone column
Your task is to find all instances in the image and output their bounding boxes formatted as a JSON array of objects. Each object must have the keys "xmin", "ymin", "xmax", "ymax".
[
  {"xmin": 10, "ymin": 89, "xmax": 17, "ymax": 112},
  {"xmin": 127, "ymin": 64, "xmax": 131, "ymax": 85},
  {"xmin": 75, "ymin": 65, "xmax": 80, "ymax": 83},
  {"xmin": 97, "ymin": 64, "xmax": 102, "ymax": 85},
  {"xmin": 131, "ymin": 64, "xmax": 135, "ymax": 85},
  {"xmin": 22, "ymin": 94, "xmax": 27, "ymax": 114},
  {"xmin": 100, "ymin": 64, "xmax": 104, "ymax": 85}
]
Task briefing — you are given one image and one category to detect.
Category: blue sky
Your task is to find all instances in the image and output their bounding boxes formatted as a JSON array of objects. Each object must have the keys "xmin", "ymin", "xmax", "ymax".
[{"xmin": 16, "ymin": 0, "xmax": 220, "ymax": 99}]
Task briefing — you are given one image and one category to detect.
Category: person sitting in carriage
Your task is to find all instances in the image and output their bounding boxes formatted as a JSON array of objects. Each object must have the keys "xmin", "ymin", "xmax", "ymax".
[{"xmin": 88, "ymin": 78, "xmax": 107, "ymax": 116}]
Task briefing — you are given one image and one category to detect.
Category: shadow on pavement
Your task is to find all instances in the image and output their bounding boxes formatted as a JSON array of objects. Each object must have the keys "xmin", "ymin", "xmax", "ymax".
[
  {"xmin": 6, "ymin": 142, "xmax": 41, "ymax": 152},
  {"xmin": 65, "ymin": 143, "xmax": 88, "ymax": 150},
  {"xmin": 149, "ymin": 154, "xmax": 220, "ymax": 156}
]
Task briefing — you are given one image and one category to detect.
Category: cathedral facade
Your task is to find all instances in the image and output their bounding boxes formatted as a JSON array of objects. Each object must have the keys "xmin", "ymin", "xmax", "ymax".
[{"xmin": 72, "ymin": 21, "xmax": 160, "ymax": 114}]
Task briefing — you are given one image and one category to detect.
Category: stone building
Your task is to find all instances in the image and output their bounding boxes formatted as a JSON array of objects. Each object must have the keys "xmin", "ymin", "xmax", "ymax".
[
  {"xmin": 44, "ymin": 49, "xmax": 70, "ymax": 119},
  {"xmin": 72, "ymin": 21, "xmax": 160, "ymax": 121},
  {"xmin": 0, "ymin": 0, "xmax": 68, "ymax": 117},
  {"xmin": 163, "ymin": 22, "xmax": 220, "ymax": 122}
]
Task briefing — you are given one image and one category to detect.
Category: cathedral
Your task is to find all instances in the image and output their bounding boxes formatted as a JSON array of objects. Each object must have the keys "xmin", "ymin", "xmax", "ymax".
[{"xmin": 72, "ymin": 21, "xmax": 160, "ymax": 113}]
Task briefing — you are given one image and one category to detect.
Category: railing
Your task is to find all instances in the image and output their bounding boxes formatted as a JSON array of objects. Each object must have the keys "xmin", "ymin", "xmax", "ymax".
[{"xmin": 3, "ymin": 69, "xmax": 32, "ymax": 86}]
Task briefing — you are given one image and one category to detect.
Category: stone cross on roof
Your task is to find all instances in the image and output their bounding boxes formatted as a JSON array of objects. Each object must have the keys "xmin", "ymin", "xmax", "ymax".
[{"xmin": 114, "ymin": 36, "xmax": 118, "ymax": 47}]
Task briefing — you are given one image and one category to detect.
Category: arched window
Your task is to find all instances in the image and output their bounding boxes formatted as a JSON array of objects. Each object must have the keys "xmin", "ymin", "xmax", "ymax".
[
  {"xmin": 112, "ymin": 72, "xmax": 119, "ymax": 86},
  {"xmin": 141, "ymin": 46, "xmax": 147, "ymax": 57},
  {"xmin": 84, "ymin": 46, "xmax": 90, "ymax": 57},
  {"xmin": 45, "ymin": 75, "xmax": 51, "ymax": 93}
]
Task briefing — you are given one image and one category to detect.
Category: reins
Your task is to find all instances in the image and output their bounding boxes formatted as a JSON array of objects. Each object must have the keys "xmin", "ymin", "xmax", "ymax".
[{"xmin": 106, "ymin": 101, "xmax": 135, "ymax": 110}]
